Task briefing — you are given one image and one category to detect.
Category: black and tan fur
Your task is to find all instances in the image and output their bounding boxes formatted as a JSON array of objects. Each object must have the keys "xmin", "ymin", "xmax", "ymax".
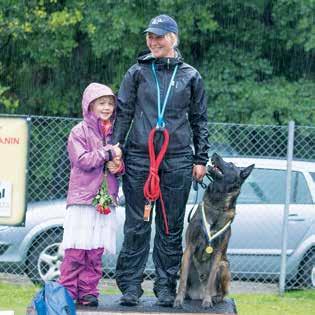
[{"xmin": 174, "ymin": 153, "xmax": 254, "ymax": 308}]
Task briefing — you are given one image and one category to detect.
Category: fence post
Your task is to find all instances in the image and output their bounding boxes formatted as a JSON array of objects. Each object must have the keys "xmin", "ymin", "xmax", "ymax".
[{"xmin": 279, "ymin": 120, "xmax": 295, "ymax": 296}]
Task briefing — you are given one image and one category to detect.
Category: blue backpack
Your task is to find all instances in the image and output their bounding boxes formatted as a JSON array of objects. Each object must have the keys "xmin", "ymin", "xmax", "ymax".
[{"xmin": 32, "ymin": 281, "xmax": 76, "ymax": 315}]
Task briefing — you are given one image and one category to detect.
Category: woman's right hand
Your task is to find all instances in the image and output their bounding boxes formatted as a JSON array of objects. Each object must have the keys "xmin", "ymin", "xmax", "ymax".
[{"xmin": 107, "ymin": 157, "xmax": 122, "ymax": 174}]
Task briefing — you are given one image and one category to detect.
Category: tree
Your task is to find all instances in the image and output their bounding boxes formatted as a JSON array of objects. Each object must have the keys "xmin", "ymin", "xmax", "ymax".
[{"xmin": 0, "ymin": 0, "xmax": 314, "ymax": 125}]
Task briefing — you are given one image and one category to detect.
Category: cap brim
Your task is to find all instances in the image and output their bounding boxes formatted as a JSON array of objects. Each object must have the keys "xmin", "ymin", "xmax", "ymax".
[{"xmin": 143, "ymin": 27, "xmax": 167, "ymax": 36}]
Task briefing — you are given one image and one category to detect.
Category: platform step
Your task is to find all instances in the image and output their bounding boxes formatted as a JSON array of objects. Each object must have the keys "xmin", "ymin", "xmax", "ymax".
[{"xmin": 76, "ymin": 295, "xmax": 237, "ymax": 314}]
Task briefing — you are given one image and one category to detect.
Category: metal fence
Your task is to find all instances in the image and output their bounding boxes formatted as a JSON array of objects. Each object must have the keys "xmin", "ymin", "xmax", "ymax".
[{"xmin": 0, "ymin": 115, "xmax": 314, "ymax": 295}]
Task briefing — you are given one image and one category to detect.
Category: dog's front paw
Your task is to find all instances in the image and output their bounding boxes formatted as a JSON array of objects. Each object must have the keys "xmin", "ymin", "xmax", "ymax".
[
  {"xmin": 173, "ymin": 295, "xmax": 184, "ymax": 308},
  {"xmin": 202, "ymin": 296, "xmax": 213, "ymax": 309},
  {"xmin": 212, "ymin": 294, "xmax": 223, "ymax": 304}
]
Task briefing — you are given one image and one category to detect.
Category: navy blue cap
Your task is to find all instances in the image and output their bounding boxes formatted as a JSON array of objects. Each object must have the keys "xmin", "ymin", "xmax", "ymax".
[{"xmin": 144, "ymin": 14, "xmax": 178, "ymax": 36}]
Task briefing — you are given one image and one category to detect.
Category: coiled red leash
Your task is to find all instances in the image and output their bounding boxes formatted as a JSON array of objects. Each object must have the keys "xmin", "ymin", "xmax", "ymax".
[
  {"xmin": 143, "ymin": 61, "xmax": 178, "ymax": 235},
  {"xmin": 143, "ymin": 127, "xmax": 170, "ymax": 235}
]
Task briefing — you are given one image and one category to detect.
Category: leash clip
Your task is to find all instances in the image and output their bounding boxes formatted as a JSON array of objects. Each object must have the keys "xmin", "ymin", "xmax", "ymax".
[{"xmin": 156, "ymin": 121, "xmax": 165, "ymax": 131}]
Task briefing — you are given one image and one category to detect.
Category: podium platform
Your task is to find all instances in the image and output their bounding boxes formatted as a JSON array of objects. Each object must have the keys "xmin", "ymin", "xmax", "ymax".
[{"xmin": 76, "ymin": 295, "xmax": 238, "ymax": 314}]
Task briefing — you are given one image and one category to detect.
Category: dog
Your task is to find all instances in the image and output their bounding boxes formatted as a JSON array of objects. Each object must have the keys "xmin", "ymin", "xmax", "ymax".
[{"xmin": 174, "ymin": 153, "xmax": 254, "ymax": 308}]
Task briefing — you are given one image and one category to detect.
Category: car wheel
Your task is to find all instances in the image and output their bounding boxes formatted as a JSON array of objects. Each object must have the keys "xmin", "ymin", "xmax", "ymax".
[
  {"xmin": 298, "ymin": 251, "xmax": 315, "ymax": 288},
  {"xmin": 26, "ymin": 229, "xmax": 63, "ymax": 285}
]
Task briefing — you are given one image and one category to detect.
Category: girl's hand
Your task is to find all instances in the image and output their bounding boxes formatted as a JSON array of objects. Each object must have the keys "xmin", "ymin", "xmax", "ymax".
[{"xmin": 112, "ymin": 143, "xmax": 122, "ymax": 158}]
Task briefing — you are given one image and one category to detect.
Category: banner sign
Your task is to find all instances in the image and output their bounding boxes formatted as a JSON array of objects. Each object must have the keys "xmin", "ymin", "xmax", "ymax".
[
  {"xmin": 0, "ymin": 117, "xmax": 30, "ymax": 225},
  {"xmin": 0, "ymin": 181, "xmax": 12, "ymax": 217}
]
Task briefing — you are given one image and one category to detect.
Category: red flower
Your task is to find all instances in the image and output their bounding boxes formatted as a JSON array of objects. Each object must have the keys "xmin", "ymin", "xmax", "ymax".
[
  {"xmin": 96, "ymin": 204, "xmax": 103, "ymax": 213},
  {"xmin": 103, "ymin": 207, "xmax": 111, "ymax": 215}
]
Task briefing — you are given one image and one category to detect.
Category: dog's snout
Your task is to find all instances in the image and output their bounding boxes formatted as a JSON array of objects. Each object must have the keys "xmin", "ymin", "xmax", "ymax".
[
  {"xmin": 211, "ymin": 152, "xmax": 221, "ymax": 165},
  {"xmin": 211, "ymin": 152, "xmax": 219, "ymax": 159}
]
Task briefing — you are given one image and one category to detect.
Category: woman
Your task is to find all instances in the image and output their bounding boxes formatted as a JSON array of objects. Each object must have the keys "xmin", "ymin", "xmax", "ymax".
[{"xmin": 113, "ymin": 14, "xmax": 209, "ymax": 307}]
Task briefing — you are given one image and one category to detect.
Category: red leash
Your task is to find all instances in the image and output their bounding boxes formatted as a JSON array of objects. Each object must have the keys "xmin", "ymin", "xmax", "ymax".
[{"xmin": 143, "ymin": 127, "xmax": 169, "ymax": 235}]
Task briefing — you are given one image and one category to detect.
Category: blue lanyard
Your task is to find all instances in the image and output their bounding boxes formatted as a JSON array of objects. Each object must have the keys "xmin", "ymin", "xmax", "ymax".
[{"xmin": 151, "ymin": 62, "xmax": 178, "ymax": 129}]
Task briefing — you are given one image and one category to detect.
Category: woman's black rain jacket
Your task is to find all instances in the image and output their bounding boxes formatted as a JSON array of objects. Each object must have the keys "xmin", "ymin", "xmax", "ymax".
[{"xmin": 113, "ymin": 52, "xmax": 209, "ymax": 165}]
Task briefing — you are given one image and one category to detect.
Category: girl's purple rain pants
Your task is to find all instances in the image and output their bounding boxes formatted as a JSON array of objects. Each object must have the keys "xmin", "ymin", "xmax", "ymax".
[{"xmin": 59, "ymin": 247, "xmax": 104, "ymax": 301}]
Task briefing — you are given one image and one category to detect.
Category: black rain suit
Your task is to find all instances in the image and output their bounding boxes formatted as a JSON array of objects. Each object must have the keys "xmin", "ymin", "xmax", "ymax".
[{"xmin": 113, "ymin": 51, "xmax": 209, "ymax": 298}]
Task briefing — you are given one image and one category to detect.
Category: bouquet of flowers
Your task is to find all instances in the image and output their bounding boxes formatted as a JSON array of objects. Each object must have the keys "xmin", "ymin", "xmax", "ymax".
[{"xmin": 92, "ymin": 178, "xmax": 112, "ymax": 215}]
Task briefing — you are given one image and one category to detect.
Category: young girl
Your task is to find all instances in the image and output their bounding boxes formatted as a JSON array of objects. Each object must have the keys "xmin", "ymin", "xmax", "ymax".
[{"xmin": 59, "ymin": 82, "xmax": 123, "ymax": 307}]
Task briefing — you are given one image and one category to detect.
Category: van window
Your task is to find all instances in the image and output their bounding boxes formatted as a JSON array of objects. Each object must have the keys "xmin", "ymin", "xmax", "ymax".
[
  {"xmin": 310, "ymin": 172, "xmax": 315, "ymax": 182},
  {"xmin": 238, "ymin": 169, "xmax": 313, "ymax": 204}
]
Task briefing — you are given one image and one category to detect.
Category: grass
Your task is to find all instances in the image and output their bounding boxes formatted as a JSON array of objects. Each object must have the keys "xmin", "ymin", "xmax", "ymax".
[
  {"xmin": 0, "ymin": 281, "xmax": 314, "ymax": 315},
  {"xmin": 231, "ymin": 290, "xmax": 315, "ymax": 315},
  {"xmin": 0, "ymin": 282, "xmax": 38, "ymax": 315}
]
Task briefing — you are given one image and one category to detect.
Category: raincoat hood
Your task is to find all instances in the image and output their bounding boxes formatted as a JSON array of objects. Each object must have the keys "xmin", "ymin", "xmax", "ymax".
[{"xmin": 82, "ymin": 82, "xmax": 115, "ymax": 120}]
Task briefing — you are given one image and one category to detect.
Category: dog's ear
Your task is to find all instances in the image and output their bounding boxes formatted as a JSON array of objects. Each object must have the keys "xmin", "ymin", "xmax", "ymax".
[{"xmin": 240, "ymin": 164, "xmax": 255, "ymax": 181}]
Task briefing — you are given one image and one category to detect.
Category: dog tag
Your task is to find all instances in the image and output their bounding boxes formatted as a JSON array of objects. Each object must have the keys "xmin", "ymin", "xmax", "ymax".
[
  {"xmin": 205, "ymin": 245, "xmax": 213, "ymax": 254},
  {"xmin": 144, "ymin": 203, "xmax": 152, "ymax": 221}
]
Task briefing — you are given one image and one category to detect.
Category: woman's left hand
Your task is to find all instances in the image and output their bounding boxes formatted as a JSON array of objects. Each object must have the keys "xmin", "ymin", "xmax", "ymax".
[{"xmin": 192, "ymin": 164, "xmax": 206, "ymax": 182}]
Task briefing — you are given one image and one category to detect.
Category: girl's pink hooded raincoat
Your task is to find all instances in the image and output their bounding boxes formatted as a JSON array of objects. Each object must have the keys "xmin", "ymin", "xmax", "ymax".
[{"xmin": 66, "ymin": 83, "xmax": 120, "ymax": 207}]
